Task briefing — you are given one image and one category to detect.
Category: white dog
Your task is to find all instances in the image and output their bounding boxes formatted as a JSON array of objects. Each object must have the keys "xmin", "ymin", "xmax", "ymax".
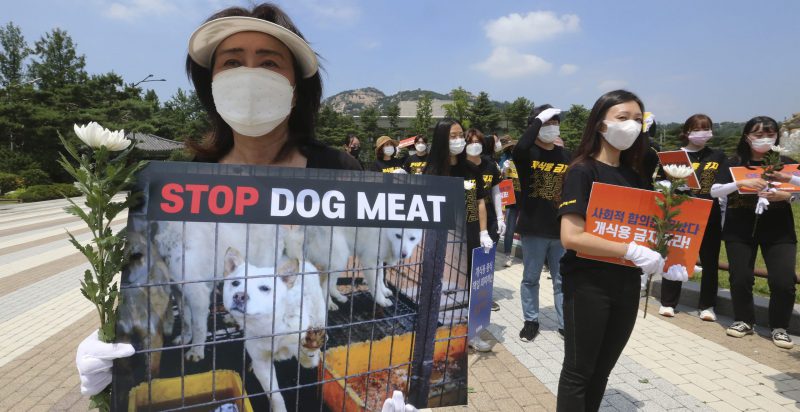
[
  {"xmin": 153, "ymin": 221, "xmax": 283, "ymax": 361},
  {"xmin": 221, "ymin": 248, "xmax": 326, "ymax": 412},
  {"xmin": 284, "ymin": 226, "xmax": 423, "ymax": 310}
]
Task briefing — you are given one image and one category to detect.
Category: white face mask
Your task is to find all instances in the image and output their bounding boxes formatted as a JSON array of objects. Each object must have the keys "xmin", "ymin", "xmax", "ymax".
[
  {"xmin": 539, "ymin": 125, "xmax": 560, "ymax": 143},
  {"xmin": 415, "ymin": 143, "xmax": 427, "ymax": 153},
  {"xmin": 466, "ymin": 143, "xmax": 483, "ymax": 157},
  {"xmin": 749, "ymin": 136, "xmax": 777, "ymax": 153},
  {"xmin": 601, "ymin": 120, "xmax": 642, "ymax": 150},
  {"xmin": 382, "ymin": 146, "xmax": 395, "ymax": 156},
  {"xmin": 212, "ymin": 67, "xmax": 294, "ymax": 137},
  {"xmin": 494, "ymin": 140, "xmax": 503, "ymax": 153},
  {"xmin": 449, "ymin": 138, "xmax": 466, "ymax": 155},
  {"xmin": 687, "ymin": 130, "xmax": 713, "ymax": 146}
]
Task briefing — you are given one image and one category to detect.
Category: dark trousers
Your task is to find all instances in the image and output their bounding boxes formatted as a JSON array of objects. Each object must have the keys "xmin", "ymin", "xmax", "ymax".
[
  {"xmin": 503, "ymin": 206, "xmax": 519, "ymax": 255},
  {"xmin": 725, "ymin": 241, "xmax": 797, "ymax": 329},
  {"xmin": 661, "ymin": 205, "xmax": 722, "ymax": 309},
  {"xmin": 557, "ymin": 270, "xmax": 641, "ymax": 412}
]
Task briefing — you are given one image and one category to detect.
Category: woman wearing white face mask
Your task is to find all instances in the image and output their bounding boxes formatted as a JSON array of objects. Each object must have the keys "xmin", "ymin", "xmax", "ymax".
[
  {"xmin": 402, "ymin": 135, "xmax": 429, "ymax": 174},
  {"xmin": 657, "ymin": 114, "xmax": 727, "ymax": 321},
  {"xmin": 74, "ymin": 4, "xmax": 388, "ymax": 412},
  {"xmin": 371, "ymin": 135, "xmax": 404, "ymax": 173},
  {"xmin": 710, "ymin": 116, "xmax": 797, "ymax": 349},
  {"xmin": 556, "ymin": 90, "xmax": 690, "ymax": 411},
  {"xmin": 466, "ymin": 128, "xmax": 505, "ymax": 245},
  {"xmin": 511, "ymin": 104, "xmax": 572, "ymax": 342}
]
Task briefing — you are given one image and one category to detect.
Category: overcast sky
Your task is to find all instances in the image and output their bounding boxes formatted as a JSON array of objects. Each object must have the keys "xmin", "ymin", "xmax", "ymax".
[{"xmin": 6, "ymin": 0, "xmax": 800, "ymax": 122}]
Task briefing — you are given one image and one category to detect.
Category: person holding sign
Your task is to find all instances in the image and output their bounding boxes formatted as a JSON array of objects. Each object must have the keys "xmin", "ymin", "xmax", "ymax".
[
  {"xmin": 710, "ymin": 116, "xmax": 798, "ymax": 349},
  {"xmin": 425, "ymin": 119, "xmax": 494, "ymax": 352},
  {"xmin": 372, "ymin": 135, "xmax": 404, "ymax": 173},
  {"xmin": 499, "ymin": 136, "xmax": 522, "ymax": 267},
  {"xmin": 512, "ymin": 104, "xmax": 571, "ymax": 342},
  {"xmin": 658, "ymin": 114, "xmax": 728, "ymax": 321},
  {"xmin": 556, "ymin": 90, "xmax": 689, "ymax": 411},
  {"xmin": 403, "ymin": 135, "xmax": 429, "ymax": 174}
]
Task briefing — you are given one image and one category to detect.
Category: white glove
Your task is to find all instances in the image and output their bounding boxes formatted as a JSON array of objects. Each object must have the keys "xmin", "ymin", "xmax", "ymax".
[
  {"xmin": 464, "ymin": 180, "xmax": 475, "ymax": 190},
  {"xmin": 497, "ymin": 218, "xmax": 506, "ymax": 237},
  {"xmin": 755, "ymin": 196, "xmax": 769, "ymax": 215},
  {"xmin": 624, "ymin": 242, "xmax": 665, "ymax": 275},
  {"xmin": 536, "ymin": 108, "xmax": 561, "ymax": 123},
  {"xmin": 382, "ymin": 390, "xmax": 418, "ymax": 412},
  {"xmin": 392, "ymin": 168, "xmax": 408, "ymax": 174},
  {"xmin": 479, "ymin": 230, "xmax": 493, "ymax": 251},
  {"xmin": 644, "ymin": 113, "xmax": 656, "ymax": 133},
  {"xmin": 693, "ymin": 265, "xmax": 703, "ymax": 274},
  {"xmin": 663, "ymin": 264, "xmax": 689, "ymax": 282},
  {"xmin": 76, "ymin": 330, "xmax": 135, "ymax": 396},
  {"xmin": 501, "ymin": 159, "xmax": 511, "ymax": 173}
]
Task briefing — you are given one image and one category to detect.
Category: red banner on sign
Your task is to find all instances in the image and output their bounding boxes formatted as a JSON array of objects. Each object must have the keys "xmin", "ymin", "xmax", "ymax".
[
  {"xmin": 656, "ymin": 151, "xmax": 701, "ymax": 189},
  {"xmin": 398, "ymin": 136, "xmax": 416, "ymax": 148},
  {"xmin": 499, "ymin": 179, "xmax": 516, "ymax": 206},
  {"xmin": 730, "ymin": 164, "xmax": 800, "ymax": 194},
  {"xmin": 577, "ymin": 182, "xmax": 712, "ymax": 273}
]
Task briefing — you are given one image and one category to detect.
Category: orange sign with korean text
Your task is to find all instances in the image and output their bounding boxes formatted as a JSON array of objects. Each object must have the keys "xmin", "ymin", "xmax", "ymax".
[
  {"xmin": 730, "ymin": 164, "xmax": 800, "ymax": 194},
  {"xmin": 499, "ymin": 179, "xmax": 516, "ymax": 206},
  {"xmin": 657, "ymin": 151, "xmax": 701, "ymax": 189},
  {"xmin": 398, "ymin": 136, "xmax": 416, "ymax": 148},
  {"xmin": 577, "ymin": 182, "xmax": 712, "ymax": 273}
]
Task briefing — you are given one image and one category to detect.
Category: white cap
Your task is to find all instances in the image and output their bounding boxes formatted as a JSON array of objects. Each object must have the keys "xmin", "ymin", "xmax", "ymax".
[{"xmin": 188, "ymin": 16, "xmax": 318, "ymax": 78}]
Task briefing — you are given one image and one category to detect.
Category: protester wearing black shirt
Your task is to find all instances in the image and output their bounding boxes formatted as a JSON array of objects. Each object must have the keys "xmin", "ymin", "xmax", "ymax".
[
  {"xmin": 466, "ymin": 128, "xmax": 505, "ymax": 243},
  {"xmin": 403, "ymin": 135, "xmax": 429, "ymax": 174},
  {"xmin": 555, "ymin": 90, "xmax": 689, "ymax": 411},
  {"xmin": 498, "ymin": 136, "xmax": 521, "ymax": 266},
  {"xmin": 371, "ymin": 135, "xmax": 404, "ymax": 173},
  {"xmin": 658, "ymin": 115, "xmax": 726, "ymax": 321},
  {"xmin": 512, "ymin": 104, "xmax": 571, "ymax": 342},
  {"xmin": 710, "ymin": 116, "xmax": 797, "ymax": 349}
]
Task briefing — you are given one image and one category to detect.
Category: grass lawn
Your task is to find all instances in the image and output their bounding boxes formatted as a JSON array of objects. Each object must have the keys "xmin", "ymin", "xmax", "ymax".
[{"xmin": 689, "ymin": 203, "xmax": 800, "ymax": 304}]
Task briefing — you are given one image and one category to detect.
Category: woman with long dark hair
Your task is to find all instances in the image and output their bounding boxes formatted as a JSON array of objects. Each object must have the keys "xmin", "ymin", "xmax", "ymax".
[
  {"xmin": 556, "ymin": 90, "xmax": 687, "ymax": 410},
  {"xmin": 425, "ymin": 119, "xmax": 494, "ymax": 351},
  {"xmin": 710, "ymin": 116, "xmax": 797, "ymax": 349},
  {"xmin": 466, "ymin": 128, "xmax": 505, "ymax": 243}
]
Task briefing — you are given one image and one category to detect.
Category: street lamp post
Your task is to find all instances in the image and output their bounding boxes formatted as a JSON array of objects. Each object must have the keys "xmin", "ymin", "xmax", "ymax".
[
  {"xmin": 7, "ymin": 77, "xmax": 41, "ymax": 152},
  {"xmin": 132, "ymin": 74, "xmax": 166, "ymax": 87}
]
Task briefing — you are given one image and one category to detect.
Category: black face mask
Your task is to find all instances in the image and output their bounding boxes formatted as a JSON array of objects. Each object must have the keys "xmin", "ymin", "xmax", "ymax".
[{"xmin": 350, "ymin": 148, "xmax": 361, "ymax": 158}]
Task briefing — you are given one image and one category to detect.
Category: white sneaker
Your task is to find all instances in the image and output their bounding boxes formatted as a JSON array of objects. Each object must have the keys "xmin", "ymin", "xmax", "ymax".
[
  {"xmin": 469, "ymin": 336, "xmax": 492, "ymax": 352},
  {"xmin": 699, "ymin": 307, "xmax": 716, "ymax": 322},
  {"xmin": 504, "ymin": 258, "xmax": 513, "ymax": 267},
  {"xmin": 772, "ymin": 328, "xmax": 794, "ymax": 349},
  {"xmin": 658, "ymin": 306, "xmax": 675, "ymax": 317}
]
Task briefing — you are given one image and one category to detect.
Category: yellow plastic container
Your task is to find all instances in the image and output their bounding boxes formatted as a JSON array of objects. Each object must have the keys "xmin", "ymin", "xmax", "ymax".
[{"xmin": 127, "ymin": 369, "xmax": 254, "ymax": 412}]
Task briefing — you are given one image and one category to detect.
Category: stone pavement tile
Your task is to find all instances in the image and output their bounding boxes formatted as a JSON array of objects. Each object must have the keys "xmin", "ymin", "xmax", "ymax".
[
  {"xmin": 709, "ymin": 389, "xmax": 761, "ymax": 410},
  {"xmin": 677, "ymin": 382, "xmax": 720, "ymax": 404},
  {"xmin": 704, "ymin": 400, "xmax": 742, "ymax": 412}
]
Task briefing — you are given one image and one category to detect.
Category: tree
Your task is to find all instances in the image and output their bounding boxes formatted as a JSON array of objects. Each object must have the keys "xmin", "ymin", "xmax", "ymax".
[
  {"xmin": 384, "ymin": 103, "xmax": 400, "ymax": 136},
  {"xmin": 503, "ymin": 97, "xmax": 533, "ymax": 136},
  {"xmin": 28, "ymin": 28, "xmax": 87, "ymax": 89},
  {"xmin": 358, "ymin": 106, "xmax": 380, "ymax": 140},
  {"xmin": 468, "ymin": 91, "xmax": 499, "ymax": 133},
  {"xmin": 0, "ymin": 22, "xmax": 30, "ymax": 87},
  {"xmin": 155, "ymin": 88, "xmax": 209, "ymax": 141},
  {"xmin": 413, "ymin": 93, "xmax": 433, "ymax": 136},
  {"xmin": 559, "ymin": 104, "xmax": 590, "ymax": 150},
  {"xmin": 442, "ymin": 87, "xmax": 471, "ymax": 125}
]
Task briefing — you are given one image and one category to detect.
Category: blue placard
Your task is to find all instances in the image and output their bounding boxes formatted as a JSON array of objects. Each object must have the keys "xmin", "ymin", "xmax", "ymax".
[{"xmin": 468, "ymin": 245, "xmax": 496, "ymax": 339}]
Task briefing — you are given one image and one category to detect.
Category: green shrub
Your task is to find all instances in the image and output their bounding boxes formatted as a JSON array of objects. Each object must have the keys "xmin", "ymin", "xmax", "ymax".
[
  {"xmin": 17, "ymin": 183, "xmax": 81, "ymax": 202},
  {"xmin": 20, "ymin": 169, "xmax": 52, "ymax": 186},
  {"xmin": 0, "ymin": 149, "xmax": 41, "ymax": 174},
  {"xmin": 0, "ymin": 173, "xmax": 23, "ymax": 194}
]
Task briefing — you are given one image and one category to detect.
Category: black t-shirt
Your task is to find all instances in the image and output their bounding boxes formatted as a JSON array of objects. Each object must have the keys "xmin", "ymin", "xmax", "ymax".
[
  {"xmin": 403, "ymin": 153, "xmax": 428, "ymax": 175},
  {"xmin": 371, "ymin": 157, "xmax": 405, "ymax": 173},
  {"xmin": 476, "ymin": 156, "xmax": 502, "ymax": 225},
  {"xmin": 715, "ymin": 156, "xmax": 797, "ymax": 244},
  {"xmin": 557, "ymin": 160, "xmax": 647, "ymax": 277},
  {"xmin": 192, "ymin": 140, "xmax": 363, "ymax": 171},
  {"xmin": 512, "ymin": 119, "xmax": 571, "ymax": 238},
  {"xmin": 450, "ymin": 159, "xmax": 488, "ymax": 250}
]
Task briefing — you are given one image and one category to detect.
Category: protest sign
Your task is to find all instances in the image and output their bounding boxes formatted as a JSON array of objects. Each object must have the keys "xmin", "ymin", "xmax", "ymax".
[
  {"xmin": 578, "ymin": 182, "xmax": 712, "ymax": 272},
  {"xmin": 398, "ymin": 136, "xmax": 416, "ymax": 149},
  {"xmin": 498, "ymin": 179, "xmax": 516, "ymax": 206},
  {"xmin": 113, "ymin": 161, "xmax": 469, "ymax": 411},
  {"xmin": 468, "ymin": 245, "xmax": 495, "ymax": 339},
  {"xmin": 657, "ymin": 151, "xmax": 701, "ymax": 190},
  {"xmin": 730, "ymin": 164, "xmax": 800, "ymax": 194}
]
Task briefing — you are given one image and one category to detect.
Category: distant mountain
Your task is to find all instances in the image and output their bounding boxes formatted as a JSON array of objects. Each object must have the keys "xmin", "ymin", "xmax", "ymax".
[{"xmin": 323, "ymin": 87, "xmax": 506, "ymax": 115}]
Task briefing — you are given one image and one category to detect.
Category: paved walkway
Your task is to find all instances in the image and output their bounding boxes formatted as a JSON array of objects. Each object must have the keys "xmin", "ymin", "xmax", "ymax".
[{"xmin": 1, "ymin": 197, "xmax": 798, "ymax": 411}]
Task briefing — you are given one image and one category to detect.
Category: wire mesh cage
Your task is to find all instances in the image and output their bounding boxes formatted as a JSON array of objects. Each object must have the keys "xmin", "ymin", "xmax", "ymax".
[{"xmin": 112, "ymin": 162, "xmax": 470, "ymax": 411}]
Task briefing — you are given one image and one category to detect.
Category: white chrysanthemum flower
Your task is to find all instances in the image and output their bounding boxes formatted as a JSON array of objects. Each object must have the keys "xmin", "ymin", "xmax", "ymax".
[
  {"xmin": 73, "ymin": 122, "xmax": 130, "ymax": 151},
  {"xmin": 771, "ymin": 145, "xmax": 788, "ymax": 154},
  {"xmin": 464, "ymin": 180, "xmax": 475, "ymax": 190},
  {"xmin": 663, "ymin": 164, "xmax": 694, "ymax": 179}
]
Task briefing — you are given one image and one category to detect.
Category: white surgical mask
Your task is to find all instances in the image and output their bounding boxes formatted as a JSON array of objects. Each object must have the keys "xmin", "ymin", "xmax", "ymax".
[
  {"xmin": 211, "ymin": 67, "xmax": 294, "ymax": 137},
  {"xmin": 466, "ymin": 143, "xmax": 483, "ymax": 157},
  {"xmin": 749, "ymin": 136, "xmax": 777, "ymax": 153},
  {"xmin": 449, "ymin": 138, "xmax": 466, "ymax": 155},
  {"xmin": 383, "ymin": 146, "xmax": 395, "ymax": 156},
  {"xmin": 687, "ymin": 130, "xmax": 713, "ymax": 146},
  {"xmin": 601, "ymin": 120, "xmax": 642, "ymax": 150},
  {"xmin": 415, "ymin": 143, "xmax": 427, "ymax": 153},
  {"xmin": 494, "ymin": 140, "xmax": 503, "ymax": 153},
  {"xmin": 539, "ymin": 125, "xmax": 560, "ymax": 143}
]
